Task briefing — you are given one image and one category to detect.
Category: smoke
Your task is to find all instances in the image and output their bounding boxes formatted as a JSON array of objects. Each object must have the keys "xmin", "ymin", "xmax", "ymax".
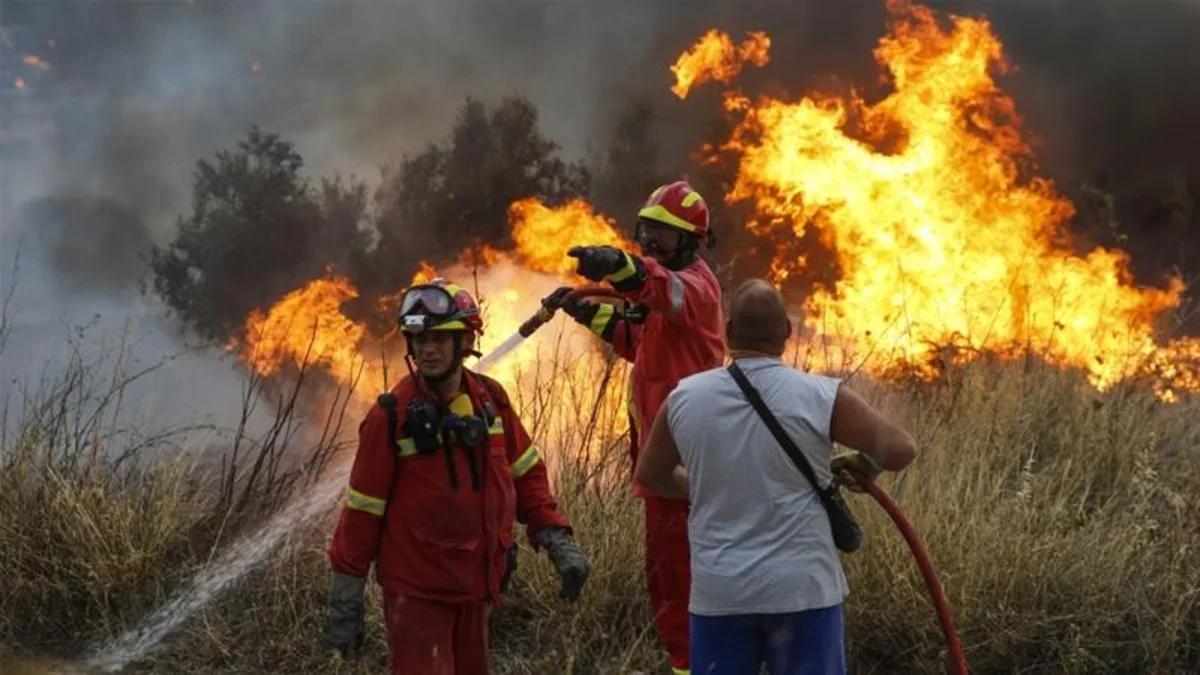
[
  {"xmin": 1, "ymin": 0, "xmax": 1198, "ymax": 434},
  {"xmin": 0, "ymin": 0, "xmax": 697, "ymax": 454}
]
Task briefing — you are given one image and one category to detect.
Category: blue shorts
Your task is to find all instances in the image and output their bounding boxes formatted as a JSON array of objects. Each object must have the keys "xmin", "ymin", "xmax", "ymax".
[{"xmin": 690, "ymin": 604, "xmax": 846, "ymax": 675}]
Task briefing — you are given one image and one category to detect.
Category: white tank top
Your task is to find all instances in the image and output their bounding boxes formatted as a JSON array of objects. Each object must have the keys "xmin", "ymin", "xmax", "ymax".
[{"xmin": 666, "ymin": 356, "xmax": 849, "ymax": 616}]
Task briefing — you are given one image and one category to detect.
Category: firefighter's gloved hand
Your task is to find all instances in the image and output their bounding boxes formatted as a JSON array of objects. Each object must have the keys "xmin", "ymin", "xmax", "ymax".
[
  {"xmin": 535, "ymin": 526, "xmax": 590, "ymax": 601},
  {"xmin": 831, "ymin": 451, "xmax": 883, "ymax": 494},
  {"xmin": 544, "ymin": 286, "xmax": 596, "ymax": 325},
  {"xmin": 324, "ymin": 572, "xmax": 366, "ymax": 660},
  {"xmin": 568, "ymin": 245, "xmax": 627, "ymax": 282}
]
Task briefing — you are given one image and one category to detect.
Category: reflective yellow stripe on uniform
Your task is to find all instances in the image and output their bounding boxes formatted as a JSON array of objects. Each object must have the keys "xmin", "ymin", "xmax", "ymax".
[
  {"xmin": 606, "ymin": 252, "xmax": 638, "ymax": 283},
  {"xmin": 345, "ymin": 487, "xmax": 386, "ymax": 517},
  {"xmin": 589, "ymin": 303, "xmax": 616, "ymax": 337},
  {"xmin": 672, "ymin": 668, "xmax": 690, "ymax": 675},
  {"xmin": 510, "ymin": 445, "xmax": 541, "ymax": 478},
  {"xmin": 667, "ymin": 272, "xmax": 685, "ymax": 317}
]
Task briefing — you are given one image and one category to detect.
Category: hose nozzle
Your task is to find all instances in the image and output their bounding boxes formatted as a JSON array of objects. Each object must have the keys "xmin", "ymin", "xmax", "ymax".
[
  {"xmin": 518, "ymin": 285, "xmax": 625, "ymax": 339},
  {"xmin": 518, "ymin": 305, "xmax": 556, "ymax": 338}
]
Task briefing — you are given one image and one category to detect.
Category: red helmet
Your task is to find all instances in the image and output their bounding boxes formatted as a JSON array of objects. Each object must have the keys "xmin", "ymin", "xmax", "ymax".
[
  {"xmin": 397, "ymin": 278, "xmax": 483, "ymax": 335},
  {"xmin": 637, "ymin": 180, "xmax": 711, "ymax": 240}
]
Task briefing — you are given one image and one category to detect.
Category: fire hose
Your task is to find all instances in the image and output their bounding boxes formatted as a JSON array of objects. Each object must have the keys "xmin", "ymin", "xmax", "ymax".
[
  {"xmin": 517, "ymin": 285, "xmax": 626, "ymax": 338},
  {"xmin": 521, "ymin": 286, "xmax": 968, "ymax": 675},
  {"xmin": 846, "ymin": 469, "xmax": 968, "ymax": 675}
]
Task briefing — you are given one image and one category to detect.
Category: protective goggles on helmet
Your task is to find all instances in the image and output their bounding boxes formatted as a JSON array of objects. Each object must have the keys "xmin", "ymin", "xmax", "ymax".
[
  {"xmin": 400, "ymin": 284, "xmax": 455, "ymax": 317},
  {"xmin": 398, "ymin": 285, "xmax": 460, "ymax": 332}
]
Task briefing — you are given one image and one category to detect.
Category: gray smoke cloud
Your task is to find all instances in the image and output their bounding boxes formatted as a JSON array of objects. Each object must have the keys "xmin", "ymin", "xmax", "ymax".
[
  {"xmin": 0, "ymin": 0, "xmax": 695, "ymax": 447},
  {"xmin": 1, "ymin": 0, "xmax": 1197, "ymax": 440}
]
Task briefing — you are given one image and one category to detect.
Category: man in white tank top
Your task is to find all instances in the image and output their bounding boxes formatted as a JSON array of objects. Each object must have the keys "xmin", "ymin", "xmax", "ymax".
[{"xmin": 634, "ymin": 279, "xmax": 918, "ymax": 674}]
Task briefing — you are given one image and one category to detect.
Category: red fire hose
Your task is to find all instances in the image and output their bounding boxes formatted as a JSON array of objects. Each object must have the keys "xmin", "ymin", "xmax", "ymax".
[
  {"xmin": 518, "ymin": 285, "xmax": 625, "ymax": 337},
  {"xmin": 524, "ymin": 286, "xmax": 968, "ymax": 674},
  {"xmin": 848, "ymin": 469, "xmax": 969, "ymax": 675}
]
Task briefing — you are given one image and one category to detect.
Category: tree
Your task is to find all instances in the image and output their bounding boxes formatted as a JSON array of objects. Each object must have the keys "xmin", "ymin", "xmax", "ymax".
[
  {"xmin": 368, "ymin": 96, "xmax": 591, "ymax": 296},
  {"xmin": 149, "ymin": 126, "xmax": 370, "ymax": 345},
  {"xmin": 589, "ymin": 95, "xmax": 667, "ymax": 226}
]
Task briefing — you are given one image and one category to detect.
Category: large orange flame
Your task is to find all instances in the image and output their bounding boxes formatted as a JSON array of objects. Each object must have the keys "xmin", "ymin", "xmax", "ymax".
[
  {"xmin": 711, "ymin": 3, "xmax": 1196, "ymax": 397},
  {"xmin": 509, "ymin": 197, "xmax": 637, "ymax": 277},
  {"xmin": 234, "ymin": 0, "xmax": 1196, "ymax": 447},
  {"xmin": 237, "ymin": 199, "xmax": 635, "ymax": 425},
  {"xmin": 670, "ymin": 29, "xmax": 771, "ymax": 99},
  {"xmin": 241, "ymin": 274, "xmax": 367, "ymax": 382}
]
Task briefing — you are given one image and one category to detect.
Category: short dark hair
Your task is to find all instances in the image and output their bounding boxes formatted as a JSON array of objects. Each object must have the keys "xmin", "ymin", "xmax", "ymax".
[{"xmin": 725, "ymin": 278, "xmax": 791, "ymax": 354}]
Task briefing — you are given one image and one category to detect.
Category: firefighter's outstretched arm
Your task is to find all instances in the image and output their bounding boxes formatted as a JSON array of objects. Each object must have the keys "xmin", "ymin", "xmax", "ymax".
[
  {"xmin": 568, "ymin": 245, "xmax": 703, "ymax": 322},
  {"xmin": 324, "ymin": 402, "xmax": 396, "ymax": 658},
  {"xmin": 503, "ymin": 405, "xmax": 590, "ymax": 601}
]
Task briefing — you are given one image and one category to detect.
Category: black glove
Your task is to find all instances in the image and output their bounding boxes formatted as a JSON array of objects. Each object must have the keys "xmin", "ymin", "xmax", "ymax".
[
  {"xmin": 534, "ymin": 526, "xmax": 590, "ymax": 601},
  {"xmin": 543, "ymin": 286, "xmax": 594, "ymax": 324},
  {"xmin": 567, "ymin": 245, "xmax": 627, "ymax": 282},
  {"xmin": 324, "ymin": 572, "xmax": 366, "ymax": 660}
]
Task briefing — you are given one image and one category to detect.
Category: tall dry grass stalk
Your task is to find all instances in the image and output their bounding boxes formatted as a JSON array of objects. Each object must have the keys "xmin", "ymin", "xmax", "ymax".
[{"xmin": 1, "ymin": 312, "xmax": 1197, "ymax": 673}]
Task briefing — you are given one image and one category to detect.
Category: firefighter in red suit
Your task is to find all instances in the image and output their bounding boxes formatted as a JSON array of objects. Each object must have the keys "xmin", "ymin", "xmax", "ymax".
[
  {"xmin": 323, "ymin": 278, "xmax": 590, "ymax": 674},
  {"xmin": 545, "ymin": 181, "xmax": 726, "ymax": 674}
]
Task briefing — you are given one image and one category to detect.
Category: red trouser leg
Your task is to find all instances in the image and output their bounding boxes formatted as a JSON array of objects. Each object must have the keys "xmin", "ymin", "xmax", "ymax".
[
  {"xmin": 382, "ymin": 591, "xmax": 491, "ymax": 675},
  {"xmin": 644, "ymin": 494, "xmax": 691, "ymax": 672}
]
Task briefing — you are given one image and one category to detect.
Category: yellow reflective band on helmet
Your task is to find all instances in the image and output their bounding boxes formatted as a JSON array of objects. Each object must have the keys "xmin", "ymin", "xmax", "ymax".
[
  {"xmin": 605, "ymin": 253, "xmax": 638, "ymax": 283},
  {"xmin": 428, "ymin": 319, "xmax": 468, "ymax": 331},
  {"xmin": 345, "ymin": 488, "xmax": 386, "ymax": 517},
  {"xmin": 510, "ymin": 445, "xmax": 541, "ymax": 478},
  {"xmin": 672, "ymin": 668, "xmax": 690, "ymax": 675},
  {"xmin": 681, "ymin": 191, "xmax": 702, "ymax": 208},
  {"xmin": 589, "ymin": 303, "xmax": 616, "ymax": 337},
  {"xmin": 637, "ymin": 203, "xmax": 698, "ymax": 233}
]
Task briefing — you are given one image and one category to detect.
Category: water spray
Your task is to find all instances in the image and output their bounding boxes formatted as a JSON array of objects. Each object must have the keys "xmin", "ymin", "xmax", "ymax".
[
  {"xmin": 473, "ymin": 285, "xmax": 624, "ymax": 373},
  {"xmin": 73, "ymin": 318, "xmax": 559, "ymax": 673}
]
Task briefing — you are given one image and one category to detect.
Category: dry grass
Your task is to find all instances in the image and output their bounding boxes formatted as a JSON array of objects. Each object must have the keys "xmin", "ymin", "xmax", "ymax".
[{"xmin": 1, "ymin": 326, "xmax": 1198, "ymax": 674}]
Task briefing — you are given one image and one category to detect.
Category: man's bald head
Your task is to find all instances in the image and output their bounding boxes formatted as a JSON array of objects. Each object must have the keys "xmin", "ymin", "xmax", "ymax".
[{"xmin": 725, "ymin": 278, "xmax": 792, "ymax": 355}]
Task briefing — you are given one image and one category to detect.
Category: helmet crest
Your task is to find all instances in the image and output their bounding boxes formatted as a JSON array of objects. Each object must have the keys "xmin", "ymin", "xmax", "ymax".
[{"xmin": 637, "ymin": 180, "xmax": 711, "ymax": 240}]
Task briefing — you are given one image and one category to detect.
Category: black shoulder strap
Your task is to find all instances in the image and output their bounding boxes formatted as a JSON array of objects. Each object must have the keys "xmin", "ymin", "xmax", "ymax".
[
  {"xmin": 727, "ymin": 361, "xmax": 826, "ymax": 495},
  {"xmin": 375, "ymin": 392, "xmax": 401, "ymax": 513},
  {"xmin": 377, "ymin": 393, "xmax": 399, "ymax": 446}
]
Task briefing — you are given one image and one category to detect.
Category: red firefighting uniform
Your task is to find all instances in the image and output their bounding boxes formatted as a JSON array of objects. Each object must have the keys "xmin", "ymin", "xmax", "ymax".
[
  {"xmin": 587, "ymin": 252, "xmax": 725, "ymax": 674},
  {"xmin": 328, "ymin": 370, "xmax": 570, "ymax": 674}
]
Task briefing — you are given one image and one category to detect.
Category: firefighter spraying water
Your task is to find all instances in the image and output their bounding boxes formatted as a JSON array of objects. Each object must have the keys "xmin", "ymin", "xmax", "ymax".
[{"xmin": 521, "ymin": 180, "xmax": 727, "ymax": 674}]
